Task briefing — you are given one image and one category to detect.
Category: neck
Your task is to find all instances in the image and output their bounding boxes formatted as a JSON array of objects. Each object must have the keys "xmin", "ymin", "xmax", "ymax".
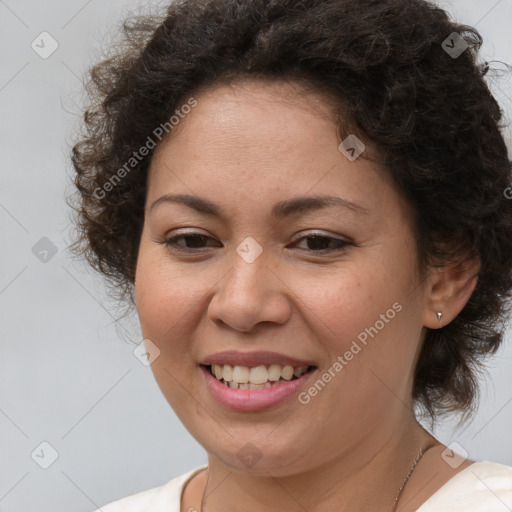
[{"xmin": 197, "ymin": 415, "xmax": 436, "ymax": 512}]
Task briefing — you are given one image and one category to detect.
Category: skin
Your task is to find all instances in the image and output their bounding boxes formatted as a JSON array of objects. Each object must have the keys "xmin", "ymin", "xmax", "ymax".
[{"xmin": 134, "ymin": 78, "xmax": 479, "ymax": 512}]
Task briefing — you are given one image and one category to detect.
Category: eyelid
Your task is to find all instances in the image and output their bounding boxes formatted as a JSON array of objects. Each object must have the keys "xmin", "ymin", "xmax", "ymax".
[
  {"xmin": 165, "ymin": 227, "xmax": 210, "ymax": 236},
  {"xmin": 163, "ymin": 228, "xmax": 350, "ymax": 243},
  {"xmin": 157, "ymin": 228, "xmax": 353, "ymax": 255},
  {"xmin": 291, "ymin": 229, "xmax": 350, "ymax": 243}
]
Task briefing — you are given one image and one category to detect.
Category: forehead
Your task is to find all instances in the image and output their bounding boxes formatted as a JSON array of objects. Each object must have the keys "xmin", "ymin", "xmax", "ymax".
[
  {"xmin": 149, "ymin": 79, "xmax": 347, "ymax": 182},
  {"xmin": 183, "ymin": 77, "xmax": 341, "ymax": 126},
  {"xmin": 154, "ymin": 79, "xmax": 340, "ymax": 158},
  {"xmin": 145, "ymin": 78, "xmax": 409, "ymax": 227}
]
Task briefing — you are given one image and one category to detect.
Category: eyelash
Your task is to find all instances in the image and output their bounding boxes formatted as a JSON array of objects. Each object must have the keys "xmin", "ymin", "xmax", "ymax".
[{"xmin": 158, "ymin": 231, "xmax": 352, "ymax": 254}]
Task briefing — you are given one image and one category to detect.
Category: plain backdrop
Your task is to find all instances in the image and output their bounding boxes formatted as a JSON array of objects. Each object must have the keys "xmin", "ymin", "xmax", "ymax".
[{"xmin": 1, "ymin": 1, "xmax": 511, "ymax": 511}]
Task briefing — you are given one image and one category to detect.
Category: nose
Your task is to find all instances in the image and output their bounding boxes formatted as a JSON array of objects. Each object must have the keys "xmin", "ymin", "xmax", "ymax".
[{"xmin": 207, "ymin": 249, "xmax": 292, "ymax": 333}]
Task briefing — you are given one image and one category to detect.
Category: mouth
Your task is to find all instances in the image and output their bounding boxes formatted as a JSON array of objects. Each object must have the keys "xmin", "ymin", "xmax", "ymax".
[
  {"xmin": 199, "ymin": 362, "xmax": 318, "ymax": 411},
  {"xmin": 201, "ymin": 363, "xmax": 317, "ymax": 390},
  {"xmin": 198, "ymin": 350, "xmax": 319, "ymax": 411}
]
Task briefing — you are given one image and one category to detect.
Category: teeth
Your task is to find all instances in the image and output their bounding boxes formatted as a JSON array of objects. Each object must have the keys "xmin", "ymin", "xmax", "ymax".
[
  {"xmin": 233, "ymin": 365, "xmax": 249, "ymax": 383},
  {"xmin": 209, "ymin": 363, "xmax": 310, "ymax": 387},
  {"xmin": 281, "ymin": 365, "xmax": 294, "ymax": 380},
  {"xmin": 249, "ymin": 365, "xmax": 268, "ymax": 385},
  {"xmin": 222, "ymin": 364, "xmax": 233, "ymax": 382},
  {"xmin": 294, "ymin": 366, "xmax": 304, "ymax": 378},
  {"xmin": 213, "ymin": 364, "xmax": 223, "ymax": 380},
  {"xmin": 268, "ymin": 365, "xmax": 282, "ymax": 381}
]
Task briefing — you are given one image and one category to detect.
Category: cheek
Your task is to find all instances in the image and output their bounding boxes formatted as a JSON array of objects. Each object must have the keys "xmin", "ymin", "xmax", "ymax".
[
  {"xmin": 302, "ymin": 264, "xmax": 393, "ymax": 345},
  {"xmin": 135, "ymin": 246, "xmax": 198, "ymax": 359},
  {"xmin": 134, "ymin": 249, "xmax": 201, "ymax": 413},
  {"xmin": 296, "ymin": 255, "xmax": 420, "ymax": 388}
]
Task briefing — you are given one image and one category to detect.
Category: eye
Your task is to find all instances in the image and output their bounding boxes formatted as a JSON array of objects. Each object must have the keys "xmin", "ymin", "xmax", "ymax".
[
  {"xmin": 159, "ymin": 231, "xmax": 222, "ymax": 252},
  {"xmin": 157, "ymin": 230, "xmax": 352, "ymax": 254},
  {"xmin": 290, "ymin": 232, "xmax": 352, "ymax": 253}
]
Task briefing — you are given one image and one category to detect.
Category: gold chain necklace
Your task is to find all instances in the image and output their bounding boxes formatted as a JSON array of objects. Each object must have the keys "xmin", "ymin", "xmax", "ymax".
[
  {"xmin": 200, "ymin": 443, "xmax": 436, "ymax": 512},
  {"xmin": 392, "ymin": 443, "xmax": 436, "ymax": 511}
]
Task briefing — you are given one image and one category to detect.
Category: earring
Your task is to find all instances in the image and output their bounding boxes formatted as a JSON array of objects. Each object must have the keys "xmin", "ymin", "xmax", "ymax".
[{"xmin": 437, "ymin": 312, "xmax": 443, "ymax": 328}]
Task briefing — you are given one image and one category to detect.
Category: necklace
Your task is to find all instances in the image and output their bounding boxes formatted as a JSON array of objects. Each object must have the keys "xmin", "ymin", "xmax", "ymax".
[
  {"xmin": 199, "ymin": 443, "xmax": 437, "ymax": 512},
  {"xmin": 392, "ymin": 443, "xmax": 437, "ymax": 511}
]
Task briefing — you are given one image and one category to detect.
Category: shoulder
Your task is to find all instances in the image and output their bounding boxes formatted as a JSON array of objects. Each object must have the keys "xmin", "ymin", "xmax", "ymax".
[
  {"xmin": 90, "ymin": 465, "xmax": 208, "ymax": 512},
  {"xmin": 417, "ymin": 461, "xmax": 512, "ymax": 511}
]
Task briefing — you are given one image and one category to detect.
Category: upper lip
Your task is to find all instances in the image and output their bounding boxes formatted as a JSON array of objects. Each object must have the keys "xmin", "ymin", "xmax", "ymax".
[{"xmin": 200, "ymin": 350, "xmax": 316, "ymax": 368}]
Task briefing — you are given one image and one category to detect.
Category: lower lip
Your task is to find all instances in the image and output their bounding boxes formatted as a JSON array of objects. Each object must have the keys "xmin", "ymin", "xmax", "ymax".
[{"xmin": 200, "ymin": 365, "xmax": 316, "ymax": 412}]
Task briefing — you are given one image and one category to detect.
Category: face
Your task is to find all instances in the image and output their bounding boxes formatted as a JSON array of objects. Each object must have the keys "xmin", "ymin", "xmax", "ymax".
[{"xmin": 135, "ymin": 79, "xmax": 431, "ymax": 476}]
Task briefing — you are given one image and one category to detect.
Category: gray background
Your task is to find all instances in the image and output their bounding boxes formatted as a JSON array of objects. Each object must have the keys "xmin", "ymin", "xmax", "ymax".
[{"xmin": 1, "ymin": 1, "xmax": 511, "ymax": 511}]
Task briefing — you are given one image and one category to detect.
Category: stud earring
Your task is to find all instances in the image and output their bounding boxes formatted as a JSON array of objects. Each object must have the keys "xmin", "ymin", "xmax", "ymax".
[{"xmin": 437, "ymin": 312, "xmax": 443, "ymax": 328}]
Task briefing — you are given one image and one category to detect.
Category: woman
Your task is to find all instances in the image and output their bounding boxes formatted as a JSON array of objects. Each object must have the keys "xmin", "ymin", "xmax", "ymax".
[{"xmin": 70, "ymin": 0, "xmax": 512, "ymax": 510}]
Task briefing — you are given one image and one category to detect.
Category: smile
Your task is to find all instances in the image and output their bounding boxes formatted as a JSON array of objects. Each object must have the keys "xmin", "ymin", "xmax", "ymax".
[
  {"xmin": 200, "ymin": 363, "xmax": 318, "ymax": 411},
  {"xmin": 207, "ymin": 363, "xmax": 314, "ymax": 389}
]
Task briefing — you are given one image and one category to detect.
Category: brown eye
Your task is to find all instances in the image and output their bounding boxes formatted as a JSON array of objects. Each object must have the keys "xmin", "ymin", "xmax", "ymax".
[
  {"xmin": 161, "ymin": 232, "xmax": 222, "ymax": 252},
  {"xmin": 292, "ymin": 234, "xmax": 352, "ymax": 253},
  {"xmin": 158, "ymin": 231, "xmax": 352, "ymax": 255}
]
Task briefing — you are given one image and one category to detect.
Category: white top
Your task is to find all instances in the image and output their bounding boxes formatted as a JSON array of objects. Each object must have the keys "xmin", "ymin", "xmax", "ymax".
[{"xmin": 92, "ymin": 461, "xmax": 512, "ymax": 512}]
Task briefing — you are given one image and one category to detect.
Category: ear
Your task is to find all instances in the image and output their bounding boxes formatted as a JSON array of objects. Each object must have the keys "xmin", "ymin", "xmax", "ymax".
[{"xmin": 422, "ymin": 256, "xmax": 480, "ymax": 329}]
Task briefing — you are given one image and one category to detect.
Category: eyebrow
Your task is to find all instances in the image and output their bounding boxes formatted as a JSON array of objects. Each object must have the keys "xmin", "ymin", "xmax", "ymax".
[{"xmin": 148, "ymin": 193, "xmax": 370, "ymax": 219}]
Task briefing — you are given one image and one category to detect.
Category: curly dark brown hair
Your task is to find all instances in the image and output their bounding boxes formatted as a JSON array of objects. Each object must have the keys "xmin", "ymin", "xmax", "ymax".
[{"xmin": 69, "ymin": 0, "xmax": 512, "ymax": 422}]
